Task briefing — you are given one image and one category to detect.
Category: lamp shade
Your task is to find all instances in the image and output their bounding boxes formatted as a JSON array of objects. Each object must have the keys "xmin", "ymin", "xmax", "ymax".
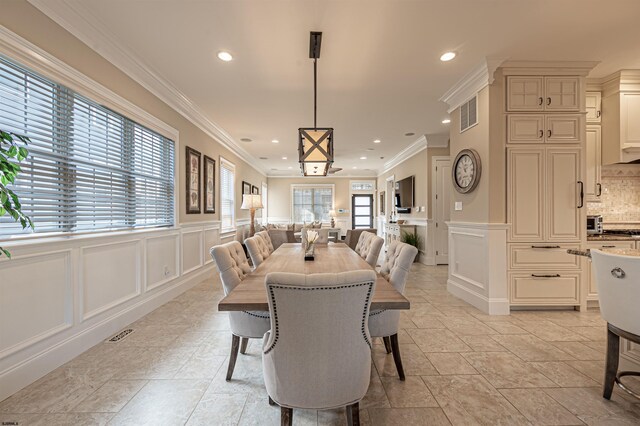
[
  {"xmin": 241, "ymin": 194, "xmax": 263, "ymax": 210},
  {"xmin": 329, "ymin": 209, "xmax": 336, "ymax": 216}
]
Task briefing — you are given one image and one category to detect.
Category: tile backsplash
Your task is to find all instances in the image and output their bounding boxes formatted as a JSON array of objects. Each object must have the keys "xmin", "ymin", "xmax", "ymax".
[{"xmin": 587, "ymin": 164, "xmax": 640, "ymax": 226}]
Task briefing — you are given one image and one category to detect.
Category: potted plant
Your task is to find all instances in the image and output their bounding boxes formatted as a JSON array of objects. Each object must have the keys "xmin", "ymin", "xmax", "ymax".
[
  {"xmin": 400, "ymin": 231, "xmax": 421, "ymax": 262},
  {"xmin": 1, "ymin": 130, "xmax": 33, "ymax": 258}
]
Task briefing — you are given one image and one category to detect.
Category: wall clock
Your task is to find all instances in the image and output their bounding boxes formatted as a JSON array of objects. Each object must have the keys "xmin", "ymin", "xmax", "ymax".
[{"xmin": 452, "ymin": 148, "xmax": 482, "ymax": 193}]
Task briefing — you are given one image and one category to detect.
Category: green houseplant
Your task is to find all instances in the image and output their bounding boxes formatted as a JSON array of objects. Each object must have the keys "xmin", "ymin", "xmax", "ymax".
[
  {"xmin": 400, "ymin": 231, "xmax": 421, "ymax": 262},
  {"xmin": 1, "ymin": 130, "xmax": 34, "ymax": 258}
]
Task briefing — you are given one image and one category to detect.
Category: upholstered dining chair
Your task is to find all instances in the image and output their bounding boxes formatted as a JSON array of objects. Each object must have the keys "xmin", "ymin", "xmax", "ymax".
[
  {"xmin": 368, "ymin": 240, "xmax": 417, "ymax": 381},
  {"xmin": 300, "ymin": 228, "xmax": 330, "ymax": 245},
  {"xmin": 356, "ymin": 232, "xmax": 384, "ymax": 268},
  {"xmin": 255, "ymin": 230, "xmax": 275, "ymax": 254},
  {"xmin": 345, "ymin": 228, "xmax": 377, "ymax": 251},
  {"xmin": 591, "ymin": 249, "xmax": 640, "ymax": 400},
  {"xmin": 262, "ymin": 270, "xmax": 377, "ymax": 426},
  {"xmin": 210, "ymin": 241, "xmax": 270, "ymax": 381},
  {"xmin": 245, "ymin": 235, "xmax": 271, "ymax": 268}
]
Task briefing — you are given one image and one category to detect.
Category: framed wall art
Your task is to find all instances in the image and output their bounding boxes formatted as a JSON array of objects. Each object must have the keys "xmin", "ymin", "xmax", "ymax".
[
  {"xmin": 186, "ymin": 146, "xmax": 201, "ymax": 214},
  {"xmin": 251, "ymin": 185, "xmax": 259, "ymax": 195},
  {"xmin": 203, "ymin": 155, "xmax": 215, "ymax": 214},
  {"xmin": 242, "ymin": 181, "xmax": 252, "ymax": 197}
]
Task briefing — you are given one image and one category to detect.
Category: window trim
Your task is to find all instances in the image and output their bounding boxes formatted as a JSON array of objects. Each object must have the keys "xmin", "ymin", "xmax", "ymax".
[
  {"xmin": 0, "ymin": 26, "xmax": 179, "ymax": 242},
  {"xmin": 219, "ymin": 156, "xmax": 236, "ymax": 232},
  {"xmin": 290, "ymin": 183, "xmax": 335, "ymax": 223},
  {"xmin": 261, "ymin": 182, "xmax": 268, "ymax": 224}
]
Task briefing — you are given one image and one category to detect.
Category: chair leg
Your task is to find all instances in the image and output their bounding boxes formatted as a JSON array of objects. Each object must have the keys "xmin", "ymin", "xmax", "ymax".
[
  {"xmin": 281, "ymin": 406, "xmax": 293, "ymax": 426},
  {"xmin": 226, "ymin": 334, "xmax": 241, "ymax": 381},
  {"xmin": 383, "ymin": 336, "xmax": 392, "ymax": 354},
  {"xmin": 346, "ymin": 402, "xmax": 360, "ymax": 426},
  {"xmin": 604, "ymin": 324, "xmax": 620, "ymax": 400},
  {"xmin": 240, "ymin": 337, "xmax": 249, "ymax": 354},
  {"xmin": 390, "ymin": 333, "xmax": 405, "ymax": 381}
]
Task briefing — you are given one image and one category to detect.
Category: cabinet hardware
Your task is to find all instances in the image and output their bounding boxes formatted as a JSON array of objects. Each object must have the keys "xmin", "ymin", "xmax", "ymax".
[
  {"xmin": 538, "ymin": 97, "xmax": 543, "ymax": 105},
  {"xmin": 577, "ymin": 181, "xmax": 584, "ymax": 208},
  {"xmin": 539, "ymin": 130, "xmax": 544, "ymax": 138},
  {"xmin": 596, "ymin": 183, "xmax": 602, "ymax": 196},
  {"xmin": 531, "ymin": 245, "xmax": 561, "ymax": 249},
  {"xmin": 547, "ymin": 97, "xmax": 551, "ymax": 105},
  {"xmin": 596, "ymin": 110, "xmax": 601, "ymax": 118},
  {"xmin": 547, "ymin": 129, "xmax": 552, "ymax": 138},
  {"xmin": 531, "ymin": 274, "xmax": 561, "ymax": 278},
  {"xmin": 602, "ymin": 245, "xmax": 616, "ymax": 248}
]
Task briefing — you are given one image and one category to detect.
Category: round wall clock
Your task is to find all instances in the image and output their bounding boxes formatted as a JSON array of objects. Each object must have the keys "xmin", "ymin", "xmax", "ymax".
[{"xmin": 452, "ymin": 148, "xmax": 482, "ymax": 194}]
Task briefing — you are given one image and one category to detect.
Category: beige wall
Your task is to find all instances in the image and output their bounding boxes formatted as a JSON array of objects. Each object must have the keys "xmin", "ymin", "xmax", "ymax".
[
  {"xmin": 266, "ymin": 177, "xmax": 354, "ymax": 222},
  {"xmin": 0, "ymin": 1, "xmax": 265, "ymax": 225}
]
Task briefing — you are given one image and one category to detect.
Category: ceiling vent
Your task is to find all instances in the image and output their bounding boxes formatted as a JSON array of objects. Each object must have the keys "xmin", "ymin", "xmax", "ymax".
[{"xmin": 460, "ymin": 96, "xmax": 478, "ymax": 133}]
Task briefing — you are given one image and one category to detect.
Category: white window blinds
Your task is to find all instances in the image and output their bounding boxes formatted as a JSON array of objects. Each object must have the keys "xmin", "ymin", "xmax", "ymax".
[
  {"xmin": 292, "ymin": 186, "xmax": 333, "ymax": 223},
  {"xmin": 0, "ymin": 55, "xmax": 175, "ymax": 237},
  {"xmin": 220, "ymin": 158, "xmax": 235, "ymax": 231}
]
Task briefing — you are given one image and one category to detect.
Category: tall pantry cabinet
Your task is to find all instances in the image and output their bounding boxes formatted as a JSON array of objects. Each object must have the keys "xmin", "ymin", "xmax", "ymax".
[{"xmin": 505, "ymin": 67, "xmax": 589, "ymax": 309}]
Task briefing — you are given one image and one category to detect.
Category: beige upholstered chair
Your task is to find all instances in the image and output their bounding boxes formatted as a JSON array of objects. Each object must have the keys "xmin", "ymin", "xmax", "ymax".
[
  {"xmin": 255, "ymin": 230, "xmax": 274, "ymax": 253},
  {"xmin": 591, "ymin": 249, "xmax": 640, "ymax": 400},
  {"xmin": 345, "ymin": 228, "xmax": 377, "ymax": 251},
  {"xmin": 267, "ymin": 229, "xmax": 295, "ymax": 250},
  {"xmin": 210, "ymin": 241, "xmax": 270, "ymax": 381},
  {"xmin": 354, "ymin": 232, "xmax": 384, "ymax": 268},
  {"xmin": 262, "ymin": 270, "xmax": 377, "ymax": 426},
  {"xmin": 368, "ymin": 240, "xmax": 417, "ymax": 380},
  {"xmin": 245, "ymin": 235, "xmax": 271, "ymax": 268},
  {"xmin": 300, "ymin": 228, "xmax": 330, "ymax": 245}
]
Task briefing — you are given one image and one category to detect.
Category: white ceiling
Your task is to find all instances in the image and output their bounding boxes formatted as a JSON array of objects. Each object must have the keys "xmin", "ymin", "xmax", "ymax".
[{"xmin": 32, "ymin": 0, "xmax": 640, "ymax": 176}]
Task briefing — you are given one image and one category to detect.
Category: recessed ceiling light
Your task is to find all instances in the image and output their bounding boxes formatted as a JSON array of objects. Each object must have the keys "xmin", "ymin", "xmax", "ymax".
[
  {"xmin": 373, "ymin": 139, "xmax": 381, "ymax": 144},
  {"xmin": 288, "ymin": 166, "xmax": 293, "ymax": 169},
  {"xmin": 271, "ymin": 139, "xmax": 279, "ymax": 144},
  {"xmin": 442, "ymin": 118, "xmax": 451, "ymax": 124},
  {"xmin": 404, "ymin": 132, "xmax": 415, "ymax": 137},
  {"xmin": 440, "ymin": 51, "xmax": 456, "ymax": 62},
  {"xmin": 259, "ymin": 156, "xmax": 268, "ymax": 160},
  {"xmin": 282, "ymin": 156, "xmax": 287, "ymax": 160},
  {"xmin": 217, "ymin": 51, "xmax": 233, "ymax": 62},
  {"xmin": 352, "ymin": 166, "xmax": 358, "ymax": 169},
  {"xmin": 240, "ymin": 138, "xmax": 252, "ymax": 142},
  {"xmin": 360, "ymin": 156, "xmax": 367, "ymax": 160}
]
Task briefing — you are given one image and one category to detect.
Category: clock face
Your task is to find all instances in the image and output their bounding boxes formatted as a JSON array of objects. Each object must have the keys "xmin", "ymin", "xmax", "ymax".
[
  {"xmin": 452, "ymin": 149, "xmax": 481, "ymax": 193},
  {"xmin": 455, "ymin": 155, "xmax": 474, "ymax": 188}
]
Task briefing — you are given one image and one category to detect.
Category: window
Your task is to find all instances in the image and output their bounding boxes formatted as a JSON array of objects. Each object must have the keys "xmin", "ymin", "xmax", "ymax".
[
  {"xmin": 0, "ymin": 55, "xmax": 174, "ymax": 237},
  {"xmin": 220, "ymin": 157, "xmax": 235, "ymax": 231},
  {"xmin": 261, "ymin": 182, "xmax": 268, "ymax": 223},
  {"xmin": 291, "ymin": 185, "xmax": 333, "ymax": 223},
  {"xmin": 351, "ymin": 181, "xmax": 375, "ymax": 191}
]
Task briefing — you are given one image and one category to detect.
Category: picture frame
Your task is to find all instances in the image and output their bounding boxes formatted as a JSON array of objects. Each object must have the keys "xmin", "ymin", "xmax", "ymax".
[
  {"xmin": 242, "ymin": 181, "xmax": 252, "ymax": 198},
  {"xmin": 186, "ymin": 146, "xmax": 201, "ymax": 214},
  {"xmin": 203, "ymin": 155, "xmax": 215, "ymax": 214},
  {"xmin": 251, "ymin": 185, "xmax": 259, "ymax": 195}
]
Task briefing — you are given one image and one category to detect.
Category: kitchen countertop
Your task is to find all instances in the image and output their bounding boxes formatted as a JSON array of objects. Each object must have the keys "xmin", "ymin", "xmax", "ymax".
[
  {"xmin": 567, "ymin": 248, "xmax": 640, "ymax": 258},
  {"xmin": 587, "ymin": 234, "xmax": 640, "ymax": 241}
]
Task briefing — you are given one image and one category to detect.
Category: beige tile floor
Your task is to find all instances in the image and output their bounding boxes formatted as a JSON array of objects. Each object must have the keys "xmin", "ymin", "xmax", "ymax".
[{"xmin": 1, "ymin": 264, "xmax": 640, "ymax": 425}]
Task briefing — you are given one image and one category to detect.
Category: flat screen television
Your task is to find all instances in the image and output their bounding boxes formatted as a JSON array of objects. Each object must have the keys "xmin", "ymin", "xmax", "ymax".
[{"xmin": 394, "ymin": 176, "xmax": 414, "ymax": 213}]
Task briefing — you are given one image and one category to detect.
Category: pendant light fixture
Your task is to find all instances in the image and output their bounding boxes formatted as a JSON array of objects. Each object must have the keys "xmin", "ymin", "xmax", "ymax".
[{"xmin": 298, "ymin": 31, "xmax": 334, "ymax": 177}]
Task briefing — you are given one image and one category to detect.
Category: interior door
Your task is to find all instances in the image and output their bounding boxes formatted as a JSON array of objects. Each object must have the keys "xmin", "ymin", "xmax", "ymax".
[
  {"xmin": 352, "ymin": 195, "xmax": 373, "ymax": 229},
  {"xmin": 435, "ymin": 159, "xmax": 451, "ymax": 264}
]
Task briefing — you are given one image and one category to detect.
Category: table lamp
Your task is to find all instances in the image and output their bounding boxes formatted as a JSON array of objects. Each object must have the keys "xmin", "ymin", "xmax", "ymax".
[
  {"xmin": 241, "ymin": 194, "xmax": 263, "ymax": 237},
  {"xmin": 329, "ymin": 209, "xmax": 336, "ymax": 228}
]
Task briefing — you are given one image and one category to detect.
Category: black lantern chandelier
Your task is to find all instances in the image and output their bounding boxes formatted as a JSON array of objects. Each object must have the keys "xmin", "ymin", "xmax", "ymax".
[{"xmin": 298, "ymin": 31, "xmax": 334, "ymax": 177}]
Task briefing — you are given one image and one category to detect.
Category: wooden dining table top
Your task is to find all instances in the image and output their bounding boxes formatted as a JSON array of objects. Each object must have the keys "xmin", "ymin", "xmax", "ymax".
[{"xmin": 217, "ymin": 243, "xmax": 410, "ymax": 312}]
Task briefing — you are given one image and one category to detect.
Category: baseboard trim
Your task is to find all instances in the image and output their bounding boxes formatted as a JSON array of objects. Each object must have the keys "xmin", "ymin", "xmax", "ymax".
[
  {"xmin": 0, "ymin": 264, "xmax": 214, "ymax": 401},
  {"xmin": 447, "ymin": 279, "xmax": 510, "ymax": 315}
]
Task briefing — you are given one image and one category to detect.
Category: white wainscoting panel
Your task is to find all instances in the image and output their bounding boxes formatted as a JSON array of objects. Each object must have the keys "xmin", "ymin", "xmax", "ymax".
[
  {"xmin": 145, "ymin": 233, "xmax": 180, "ymax": 291},
  {"xmin": 447, "ymin": 222, "xmax": 509, "ymax": 315},
  {"xmin": 0, "ymin": 251, "xmax": 72, "ymax": 357},
  {"xmin": 181, "ymin": 229, "xmax": 203, "ymax": 275},
  {"xmin": 203, "ymin": 227, "xmax": 220, "ymax": 264},
  {"xmin": 81, "ymin": 240, "xmax": 141, "ymax": 321}
]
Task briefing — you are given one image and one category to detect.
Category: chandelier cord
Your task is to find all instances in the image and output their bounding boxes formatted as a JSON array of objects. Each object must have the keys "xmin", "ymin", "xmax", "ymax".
[{"xmin": 313, "ymin": 58, "xmax": 317, "ymax": 130}]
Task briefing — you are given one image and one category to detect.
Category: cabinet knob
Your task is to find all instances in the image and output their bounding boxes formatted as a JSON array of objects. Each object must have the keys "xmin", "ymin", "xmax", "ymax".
[
  {"xmin": 547, "ymin": 129, "xmax": 552, "ymax": 138},
  {"xmin": 538, "ymin": 97, "xmax": 543, "ymax": 105},
  {"xmin": 539, "ymin": 130, "xmax": 544, "ymax": 138},
  {"xmin": 546, "ymin": 97, "xmax": 551, "ymax": 105}
]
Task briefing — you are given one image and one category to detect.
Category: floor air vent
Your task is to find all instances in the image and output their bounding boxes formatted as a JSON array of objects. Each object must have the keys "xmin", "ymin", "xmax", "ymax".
[{"xmin": 107, "ymin": 328, "xmax": 134, "ymax": 343}]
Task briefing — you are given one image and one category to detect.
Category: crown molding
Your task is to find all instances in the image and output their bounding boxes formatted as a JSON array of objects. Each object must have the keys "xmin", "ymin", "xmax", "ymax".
[
  {"xmin": 267, "ymin": 174, "xmax": 378, "ymax": 179},
  {"xmin": 28, "ymin": 0, "xmax": 267, "ymax": 177},
  {"xmin": 499, "ymin": 60, "xmax": 599, "ymax": 77},
  {"xmin": 440, "ymin": 58, "xmax": 506, "ymax": 113},
  {"xmin": 382, "ymin": 135, "xmax": 427, "ymax": 174}
]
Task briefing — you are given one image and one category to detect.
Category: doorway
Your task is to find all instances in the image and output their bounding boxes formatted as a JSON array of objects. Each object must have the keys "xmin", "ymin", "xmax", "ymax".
[
  {"xmin": 352, "ymin": 194, "xmax": 373, "ymax": 229},
  {"xmin": 433, "ymin": 157, "xmax": 451, "ymax": 264}
]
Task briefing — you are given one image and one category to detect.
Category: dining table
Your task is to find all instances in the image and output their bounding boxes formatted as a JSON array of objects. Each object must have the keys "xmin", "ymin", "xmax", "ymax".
[{"xmin": 217, "ymin": 243, "xmax": 410, "ymax": 312}]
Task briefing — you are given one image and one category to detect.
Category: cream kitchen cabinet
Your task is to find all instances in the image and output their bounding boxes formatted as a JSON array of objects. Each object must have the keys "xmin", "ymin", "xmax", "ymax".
[
  {"xmin": 507, "ymin": 76, "xmax": 580, "ymax": 112},
  {"xmin": 385, "ymin": 223, "xmax": 416, "ymax": 247},
  {"xmin": 585, "ymin": 91, "xmax": 602, "ymax": 123},
  {"xmin": 601, "ymin": 71, "xmax": 640, "ymax": 164},
  {"xmin": 508, "ymin": 147, "xmax": 582, "ymax": 242},
  {"xmin": 507, "ymin": 114, "xmax": 582, "ymax": 144},
  {"xmin": 585, "ymin": 240, "xmax": 635, "ymax": 300},
  {"xmin": 510, "ymin": 272, "xmax": 581, "ymax": 306},
  {"xmin": 585, "ymin": 125, "xmax": 602, "ymax": 202}
]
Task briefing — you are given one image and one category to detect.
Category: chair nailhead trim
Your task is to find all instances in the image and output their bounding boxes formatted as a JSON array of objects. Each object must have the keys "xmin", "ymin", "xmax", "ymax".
[{"xmin": 263, "ymin": 281, "xmax": 375, "ymax": 354}]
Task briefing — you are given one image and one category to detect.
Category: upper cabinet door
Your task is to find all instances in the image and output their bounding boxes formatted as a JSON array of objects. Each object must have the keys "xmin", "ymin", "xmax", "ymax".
[
  {"xmin": 545, "ymin": 77, "xmax": 580, "ymax": 111},
  {"xmin": 546, "ymin": 148, "xmax": 582, "ymax": 242},
  {"xmin": 585, "ymin": 92, "xmax": 602, "ymax": 123},
  {"xmin": 508, "ymin": 115, "xmax": 545, "ymax": 143},
  {"xmin": 546, "ymin": 115, "xmax": 583, "ymax": 143},
  {"xmin": 508, "ymin": 148, "xmax": 545, "ymax": 242},
  {"xmin": 585, "ymin": 125, "xmax": 602, "ymax": 202},
  {"xmin": 507, "ymin": 77, "xmax": 544, "ymax": 111}
]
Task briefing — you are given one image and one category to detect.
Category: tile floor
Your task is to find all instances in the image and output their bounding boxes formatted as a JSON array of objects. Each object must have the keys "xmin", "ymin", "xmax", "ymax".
[{"xmin": 1, "ymin": 264, "xmax": 640, "ymax": 425}]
